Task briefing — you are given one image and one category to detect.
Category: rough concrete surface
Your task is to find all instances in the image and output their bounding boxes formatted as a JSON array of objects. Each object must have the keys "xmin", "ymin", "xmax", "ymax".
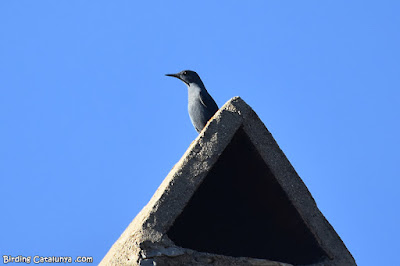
[{"xmin": 100, "ymin": 97, "xmax": 356, "ymax": 266}]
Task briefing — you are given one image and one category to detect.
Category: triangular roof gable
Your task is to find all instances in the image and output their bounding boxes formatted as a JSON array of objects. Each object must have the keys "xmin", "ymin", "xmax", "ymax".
[{"xmin": 101, "ymin": 97, "xmax": 355, "ymax": 266}]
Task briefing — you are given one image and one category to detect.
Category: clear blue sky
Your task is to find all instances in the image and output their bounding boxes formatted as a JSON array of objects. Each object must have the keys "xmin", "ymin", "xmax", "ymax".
[{"xmin": 1, "ymin": 1, "xmax": 399, "ymax": 265}]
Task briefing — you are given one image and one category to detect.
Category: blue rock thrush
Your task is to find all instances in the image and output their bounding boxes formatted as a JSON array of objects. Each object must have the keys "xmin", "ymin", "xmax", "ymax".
[{"xmin": 166, "ymin": 70, "xmax": 219, "ymax": 133}]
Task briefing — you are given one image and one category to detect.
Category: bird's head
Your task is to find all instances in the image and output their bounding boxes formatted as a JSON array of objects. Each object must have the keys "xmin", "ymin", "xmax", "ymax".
[{"xmin": 165, "ymin": 70, "xmax": 203, "ymax": 86}]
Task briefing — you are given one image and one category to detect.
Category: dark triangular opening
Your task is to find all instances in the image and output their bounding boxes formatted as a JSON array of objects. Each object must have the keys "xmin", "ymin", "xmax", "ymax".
[{"xmin": 167, "ymin": 127, "xmax": 328, "ymax": 265}]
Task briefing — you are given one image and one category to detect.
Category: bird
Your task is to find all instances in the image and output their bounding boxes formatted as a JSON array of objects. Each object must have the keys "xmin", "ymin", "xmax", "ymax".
[{"xmin": 166, "ymin": 70, "xmax": 219, "ymax": 133}]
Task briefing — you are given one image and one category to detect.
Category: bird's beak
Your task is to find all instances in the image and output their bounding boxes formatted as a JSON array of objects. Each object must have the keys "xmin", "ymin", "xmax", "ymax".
[
  {"xmin": 165, "ymin": 72, "xmax": 189, "ymax": 86},
  {"xmin": 165, "ymin": 73, "xmax": 180, "ymax": 79}
]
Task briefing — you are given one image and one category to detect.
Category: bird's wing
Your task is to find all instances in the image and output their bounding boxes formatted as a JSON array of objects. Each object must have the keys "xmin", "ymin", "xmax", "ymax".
[
  {"xmin": 199, "ymin": 90, "xmax": 219, "ymax": 112},
  {"xmin": 199, "ymin": 92, "xmax": 208, "ymax": 108}
]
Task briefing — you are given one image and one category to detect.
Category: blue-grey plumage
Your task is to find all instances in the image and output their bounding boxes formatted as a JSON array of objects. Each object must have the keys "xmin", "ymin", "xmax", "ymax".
[{"xmin": 166, "ymin": 70, "xmax": 219, "ymax": 133}]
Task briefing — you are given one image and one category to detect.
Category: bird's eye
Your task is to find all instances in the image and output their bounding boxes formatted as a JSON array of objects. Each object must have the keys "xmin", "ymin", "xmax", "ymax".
[{"xmin": 183, "ymin": 71, "xmax": 187, "ymax": 75}]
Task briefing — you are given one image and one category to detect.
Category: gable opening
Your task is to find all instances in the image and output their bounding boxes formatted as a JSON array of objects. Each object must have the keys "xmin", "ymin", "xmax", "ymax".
[{"xmin": 167, "ymin": 127, "xmax": 327, "ymax": 265}]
